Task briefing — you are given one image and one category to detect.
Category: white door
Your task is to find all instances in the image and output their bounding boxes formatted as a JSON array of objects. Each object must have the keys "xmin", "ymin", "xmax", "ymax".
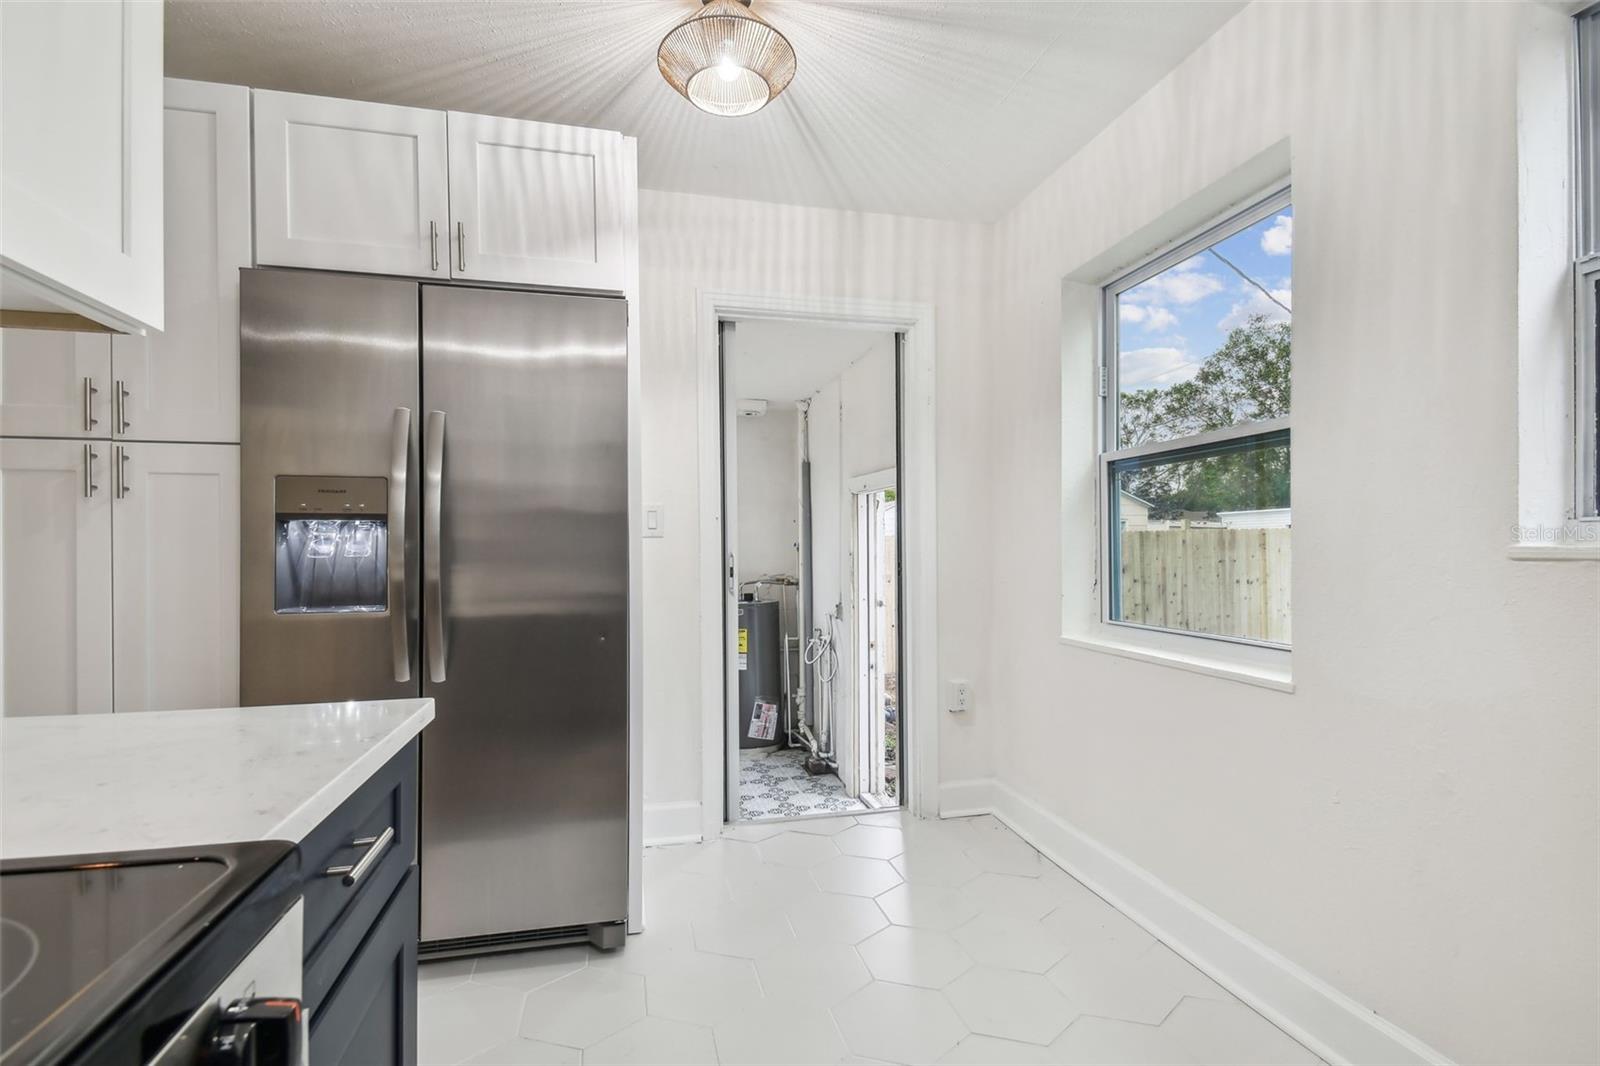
[
  {"xmin": 253, "ymin": 90, "xmax": 449, "ymax": 278},
  {"xmin": 112, "ymin": 80, "xmax": 252, "ymax": 444},
  {"xmin": 0, "ymin": 329, "xmax": 112, "ymax": 438},
  {"xmin": 446, "ymin": 112, "xmax": 625, "ymax": 291},
  {"xmin": 0, "ymin": 438, "xmax": 113, "ymax": 716},
  {"xmin": 111, "ymin": 442, "xmax": 239, "ymax": 713},
  {"xmin": 0, "ymin": 0, "xmax": 164, "ymax": 333}
]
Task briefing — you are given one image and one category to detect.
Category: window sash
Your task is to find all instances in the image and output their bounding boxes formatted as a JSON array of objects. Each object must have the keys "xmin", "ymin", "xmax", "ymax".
[
  {"xmin": 1100, "ymin": 426, "xmax": 1292, "ymax": 650},
  {"xmin": 1577, "ymin": 7, "xmax": 1600, "ymax": 261},
  {"xmin": 1101, "ymin": 185, "xmax": 1292, "ymax": 455},
  {"xmin": 1578, "ymin": 256, "xmax": 1600, "ymax": 518}
]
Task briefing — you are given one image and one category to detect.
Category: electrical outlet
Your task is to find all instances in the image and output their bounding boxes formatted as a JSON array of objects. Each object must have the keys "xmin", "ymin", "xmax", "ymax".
[{"xmin": 950, "ymin": 680, "xmax": 973, "ymax": 714}]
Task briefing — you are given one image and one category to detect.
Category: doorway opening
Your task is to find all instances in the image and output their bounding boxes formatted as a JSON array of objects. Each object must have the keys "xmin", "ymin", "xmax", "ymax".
[{"xmin": 720, "ymin": 318, "xmax": 904, "ymax": 823}]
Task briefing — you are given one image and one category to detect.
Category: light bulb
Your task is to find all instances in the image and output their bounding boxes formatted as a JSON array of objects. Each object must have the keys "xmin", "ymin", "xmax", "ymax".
[{"xmin": 717, "ymin": 56, "xmax": 742, "ymax": 82}]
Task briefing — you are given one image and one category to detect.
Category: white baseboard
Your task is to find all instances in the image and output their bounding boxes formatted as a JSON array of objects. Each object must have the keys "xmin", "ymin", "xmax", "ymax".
[
  {"xmin": 939, "ymin": 778, "xmax": 1453, "ymax": 1066},
  {"xmin": 644, "ymin": 800, "xmax": 703, "ymax": 846},
  {"xmin": 936, "ymin": 777, "xmax": 998, "ymax": 819}
]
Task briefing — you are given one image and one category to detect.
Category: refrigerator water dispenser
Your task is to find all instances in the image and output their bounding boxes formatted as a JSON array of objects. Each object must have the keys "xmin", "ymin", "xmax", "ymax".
[{"xmin": 274, "ymin": 475, "xmax": 389, "ymax": 613}]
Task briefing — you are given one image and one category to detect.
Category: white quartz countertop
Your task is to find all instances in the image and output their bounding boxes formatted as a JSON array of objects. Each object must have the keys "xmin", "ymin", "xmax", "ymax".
[{"xmin": 0, "ymin": 699, "xmax": 433, "ymax": 859}]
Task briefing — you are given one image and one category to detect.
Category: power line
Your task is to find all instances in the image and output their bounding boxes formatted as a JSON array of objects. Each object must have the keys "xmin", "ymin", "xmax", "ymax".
[{"xmin": 1208, "ymin": 248, "xmax": 1292, "ymax": 317}]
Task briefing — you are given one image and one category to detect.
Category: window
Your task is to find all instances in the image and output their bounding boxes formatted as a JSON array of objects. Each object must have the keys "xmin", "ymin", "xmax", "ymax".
[
  {"xmin": 1576, "ymin": 6, "xmax": 1600, "ymax": 518},
  {"xmin": 1101, "ymin": 188, "xmax": 1292, "ymax": 646}
]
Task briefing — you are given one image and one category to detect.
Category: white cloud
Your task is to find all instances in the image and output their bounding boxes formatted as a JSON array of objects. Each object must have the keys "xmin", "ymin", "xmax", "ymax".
[
  {"xmin": 1119, "ymin": 346, "xmax": 1202, "ymax": 389},
  {"xmin": 1217, "ymin": 284, "xmax": 1292, "ymax": 331},
  {"xmin": 1118, "ymin": 303, "xmax": 1178, "ymax": 332},
  {"xmin": 1261, "ymin": 214, "xmax": 1292, "ymax": 256},
  {"xmin": 1124, "ymin": 259, "xmax": 1224, "ymax": 306}
]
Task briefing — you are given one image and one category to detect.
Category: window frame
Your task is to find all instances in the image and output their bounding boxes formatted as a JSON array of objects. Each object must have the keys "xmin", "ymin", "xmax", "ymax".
[
  {"xmin": 1574, "ymin": 6, "xmax": 1600, "ymax": 520},
  {"xmin": 1097, "ymin": 185, "xmax": 1293, "ymax": 650}
]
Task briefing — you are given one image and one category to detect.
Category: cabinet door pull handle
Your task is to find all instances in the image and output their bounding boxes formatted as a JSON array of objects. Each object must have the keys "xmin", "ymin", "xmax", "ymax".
[
  {"xmin": 83, "ymin": 446, "xmax": 99, "ymax": 498},
  {"xmin": 115, "ymin": 380, "xmax": 131, "ymax": 435},
  {"xmin": 323, "ymin": 825, "xmax": 394, "ymax": 887},
  {"xmin": 456, "ymin": 221, "xmax": 466, "ymax": 272},
  {"xmin": 82, "ymin": 378, "xmax": 99, "ymax": 432},
  {"xmin": 114, "ymin": 446, "xmax": 131, "ymax": 499},
  {"xmin": 429, "ymin": 220, "xmax": 439, "ymax": 272}
]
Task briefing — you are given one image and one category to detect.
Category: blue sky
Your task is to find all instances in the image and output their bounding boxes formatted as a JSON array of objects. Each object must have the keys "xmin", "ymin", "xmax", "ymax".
[{"xmin": 1117, "ymin": 206, "xmax": 1293, "ymax": 393}]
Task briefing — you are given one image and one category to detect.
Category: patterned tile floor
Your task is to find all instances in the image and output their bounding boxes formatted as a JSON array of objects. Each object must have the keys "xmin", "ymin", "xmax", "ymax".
[
  {"xmin": 417, "ymin": 810, "xmax": 1326, "ymax": 1065},
  {"xmin": 738, "ymin": 746, "xmax": 867, "ymax": 820}
]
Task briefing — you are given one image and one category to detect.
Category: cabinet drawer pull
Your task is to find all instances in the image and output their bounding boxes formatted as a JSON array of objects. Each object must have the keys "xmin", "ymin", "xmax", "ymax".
[
  {"xmin": 82, "ymin": 378, "xmax": 99, "ymax": 431},
  {"xmin": 456, "ymin": 221, "xmax": 466, "ymax": 272},
  {"xmin": 429, "ymin": 220, "xmax": 439, "ymax": 272},
  {"xmin": 323, "ymin": 825, "xmax": 394, "ymax": 887}
]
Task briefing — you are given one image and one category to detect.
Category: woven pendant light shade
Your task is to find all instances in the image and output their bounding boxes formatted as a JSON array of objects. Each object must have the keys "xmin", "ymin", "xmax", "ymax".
[{"xmin": 658, "ymin": 0, "xmax": 796, "ymax": 117}]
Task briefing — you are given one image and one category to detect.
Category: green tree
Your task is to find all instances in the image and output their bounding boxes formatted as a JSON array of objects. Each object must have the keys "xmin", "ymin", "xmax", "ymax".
[{"xmin": 1118, "ymin": 316, "xmax": 1290, "ymax": 520}]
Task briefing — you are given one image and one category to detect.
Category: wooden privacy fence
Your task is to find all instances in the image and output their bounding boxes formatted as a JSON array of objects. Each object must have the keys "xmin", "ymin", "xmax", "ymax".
[{"xmin": 1118, "ymin": 527, "xmax": 1291, "ymax": 643}]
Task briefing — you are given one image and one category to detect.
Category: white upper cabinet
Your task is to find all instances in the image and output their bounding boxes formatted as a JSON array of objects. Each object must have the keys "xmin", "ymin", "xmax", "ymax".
[
  {"xmin": 446, "ymin": 113, "xmax": 626, "ymax": 291},
  {"xmin": 253, "ymin": 90, "xmax": 449, "ymax": 278},
  {"xmin": 0, "ymin": 330, "xmax": 112, "ymax": 438},
  {"xmin": 111, "ymin": 442, "xmax": 239, "ymax": 712},
  {"xmin": 0, "ymin": 0, "xmax": 164, "ymax": 334},
  {"xmin": 113, "ymin": 80, "xmax": 252, "ymax": 443},
  {"xmin": 0, "ymin": 438, "xmax": 113, "ymax": 717}
]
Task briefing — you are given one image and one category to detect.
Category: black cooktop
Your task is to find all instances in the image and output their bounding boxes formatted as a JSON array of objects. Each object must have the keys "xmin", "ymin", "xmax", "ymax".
[{"xmin": 0, "ymin": 842, "xmax": 299, "ymax": 1066}]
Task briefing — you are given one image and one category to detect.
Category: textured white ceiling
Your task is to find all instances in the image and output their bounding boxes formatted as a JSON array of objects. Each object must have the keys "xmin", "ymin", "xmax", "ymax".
[
  {"xmin": 730, "ymin": 320, "xmax": 892, "ymax": 403},
  {"xmin": 165, "ymin": 0, "xmax": 1242, "ymax": 222}
]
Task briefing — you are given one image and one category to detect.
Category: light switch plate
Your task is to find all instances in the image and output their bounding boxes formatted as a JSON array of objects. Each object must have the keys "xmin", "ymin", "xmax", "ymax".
[{"xmin": 643, "ymin": 504, "xmax": 665, "ymax": 538}]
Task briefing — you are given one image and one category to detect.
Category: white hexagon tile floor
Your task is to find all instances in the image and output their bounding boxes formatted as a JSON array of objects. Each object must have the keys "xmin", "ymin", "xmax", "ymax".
[{"xmin": 418, "ymin": 811, "xmax": 1326, "ymax": 1065}]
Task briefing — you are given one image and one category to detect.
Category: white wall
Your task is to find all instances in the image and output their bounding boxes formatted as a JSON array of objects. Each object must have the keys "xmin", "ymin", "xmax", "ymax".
[
  {"xmin": 734, "ymin": 405, "xmax": 799, "ymax": 585},
  {"xmin": 638, "ymin": 189, "xmax": 992, "ymax": 835},
  {"xmin": 986, "ymin": 3, "xmax": 1598, "ymax": 1063}
]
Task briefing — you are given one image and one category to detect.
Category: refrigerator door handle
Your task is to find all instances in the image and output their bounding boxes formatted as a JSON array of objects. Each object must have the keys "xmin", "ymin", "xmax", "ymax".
[
  {"xmin": 424, "ymin": 409, "xmax": 447, "ymax": 683},
  {"xmin": 389, "ymin": 407, "xmax": 413, "ymax": 683}
]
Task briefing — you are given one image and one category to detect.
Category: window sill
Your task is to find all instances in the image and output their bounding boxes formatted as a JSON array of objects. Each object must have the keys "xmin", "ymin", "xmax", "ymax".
[
  {"xmin": 1506, "ymin": 540, "xmax": 1600, "ymax": 561},
  {"xmin": 1058, "ymin": 627, "xmax": 1294, "ymax": 693}
]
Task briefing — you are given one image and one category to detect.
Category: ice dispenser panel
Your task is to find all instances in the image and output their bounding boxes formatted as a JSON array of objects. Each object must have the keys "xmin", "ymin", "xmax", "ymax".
[{"xmin": 274, "ymin": 476, "xmax": 389, "ymax": 614}]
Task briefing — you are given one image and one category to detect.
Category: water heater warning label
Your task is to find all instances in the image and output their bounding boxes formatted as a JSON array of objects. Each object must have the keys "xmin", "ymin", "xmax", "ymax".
[{"xmin": 738, "ymin": 628, "xmax": 748, "ymax": 653}]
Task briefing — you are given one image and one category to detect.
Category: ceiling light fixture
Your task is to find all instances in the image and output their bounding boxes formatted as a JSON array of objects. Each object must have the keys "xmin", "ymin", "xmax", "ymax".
[{"xmin": 658, "ymin": 0, "xmax": 796, "ymax": 118}]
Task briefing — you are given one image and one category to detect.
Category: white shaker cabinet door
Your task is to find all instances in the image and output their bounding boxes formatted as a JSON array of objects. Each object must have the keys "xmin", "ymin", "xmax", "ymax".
[
  {"xmin": 254, "ymin": 90, "xmax": 449, "ymax": 278},
  {"xmin": 111, "ymin": 442, "xmax": 239, "ymax": 713},
  {"xmin": 113, "ymin": 80, "xmax": 252, "ymax": 444},
  {"xmin": 0, "ymin": 438, "xmax": 113, "ymax": 717},
  {"xmin": 0, "ymin": 0, "xmax": 164, "ymax": 333},
  {"xmin": 0, "ymin": 329, "xmax": 112, "ymax": 439},
  {"xmin": 446, "ymin": 112, "xmax": 626, "ymax": 291}
]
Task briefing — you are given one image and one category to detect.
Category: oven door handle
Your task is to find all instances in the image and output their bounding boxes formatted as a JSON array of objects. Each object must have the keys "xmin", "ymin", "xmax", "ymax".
[{"xmin": 388, "ymin": 408, "xmax": 412, "ymax": 683}]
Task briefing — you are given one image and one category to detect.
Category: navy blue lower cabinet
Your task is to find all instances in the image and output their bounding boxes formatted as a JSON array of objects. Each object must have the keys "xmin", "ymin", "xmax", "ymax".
[
  {"xmin": 300, "ymin": 741, "xmax": 421, "ymax": 1066},
  {"xmin": 308, "ymin": 866, "xmax": 419, "ymax": 1066}
]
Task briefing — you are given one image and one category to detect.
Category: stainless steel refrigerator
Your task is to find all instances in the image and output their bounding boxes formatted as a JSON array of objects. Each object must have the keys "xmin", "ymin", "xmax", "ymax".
[{"xmin": 239, "ymin": 268, "xmax": 629, "ymax": 954}]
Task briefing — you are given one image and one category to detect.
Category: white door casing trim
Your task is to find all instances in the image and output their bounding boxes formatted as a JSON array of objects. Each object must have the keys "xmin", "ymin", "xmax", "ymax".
[{"xmin": 697, "ymin": 290, "xmax": 938, "ymax": 839}]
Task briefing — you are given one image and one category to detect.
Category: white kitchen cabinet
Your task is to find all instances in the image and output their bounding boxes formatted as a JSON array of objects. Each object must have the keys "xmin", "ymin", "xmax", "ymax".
[
  {"xmin": 112, "ymin": 80, "xmax": 252, "ymax": 444},
  {"xmin": 0, "ymin": 438, "xmax": 113, "ymax": 716},
  {"xmin": 0, "ymin": 0, "xmax": 164, "ymax": 334},
  {"xmin": 0, "ymin": 330, "xmax": 112, "ymax": 438},
  {"xmin": 111, "ymin": 442, "xmax": 239, "ymax": 713},
  {"xmin": 446, "ymin": 112, "xmax": 626, "ymax": 291},
  {"xmin": 253, "ymin": 90, "xmax": 449, "ymax": 278}
]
